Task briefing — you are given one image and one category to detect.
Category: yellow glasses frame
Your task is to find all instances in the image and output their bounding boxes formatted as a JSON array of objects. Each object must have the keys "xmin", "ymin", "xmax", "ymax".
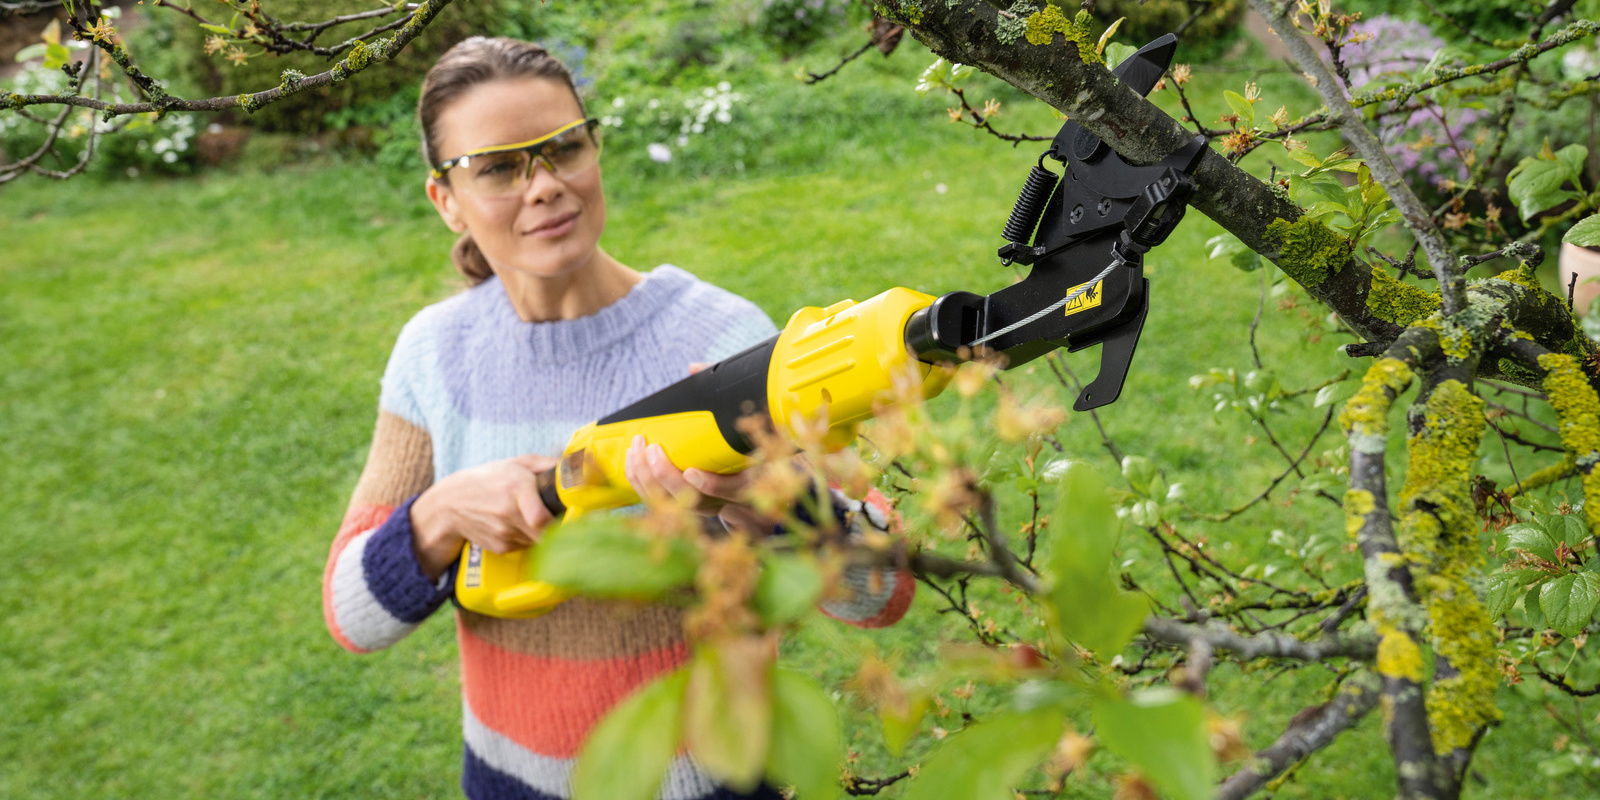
[{"xmin": 429, "ymin": 118, "xmax": 601, "ymax": 181}]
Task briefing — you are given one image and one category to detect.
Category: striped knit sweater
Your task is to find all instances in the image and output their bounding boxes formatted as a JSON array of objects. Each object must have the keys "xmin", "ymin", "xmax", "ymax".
[{"xmin": 322, "ymin": 266, "xmax": 915, "ymax": 800}]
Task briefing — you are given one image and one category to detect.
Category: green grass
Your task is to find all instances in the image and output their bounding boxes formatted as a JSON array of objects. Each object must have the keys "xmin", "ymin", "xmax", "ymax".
[{"xmin": 0, "ymin": 35, "xmax": 1579, "ymax": 799}]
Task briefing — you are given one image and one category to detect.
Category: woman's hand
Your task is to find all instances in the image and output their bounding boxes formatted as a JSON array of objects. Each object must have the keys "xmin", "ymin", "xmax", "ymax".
[
  {"xmin": 409, "ymin": 453, "xmax": 558, "ymax": 579},
  {"xmin": 623, "ymin": 435, "xmax": 748, "ymax": 512},
  {"xmin": 622, "ymin": 362, "xmax": 770, "ymax": 531}
]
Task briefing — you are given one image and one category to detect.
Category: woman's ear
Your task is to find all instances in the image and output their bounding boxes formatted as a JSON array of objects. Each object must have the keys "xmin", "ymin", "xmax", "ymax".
[{"xmin": 426, "ymin": 177, "xmax": 468, "ymax": 234}]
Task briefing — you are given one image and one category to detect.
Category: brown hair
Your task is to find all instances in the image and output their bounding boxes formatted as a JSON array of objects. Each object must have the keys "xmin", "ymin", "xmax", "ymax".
[{"xmin": 419, "ymin": 37, "xmax": 586, "ymax": 285}]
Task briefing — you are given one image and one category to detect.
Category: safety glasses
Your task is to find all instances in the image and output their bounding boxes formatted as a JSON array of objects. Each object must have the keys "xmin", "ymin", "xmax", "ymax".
[{"xmin": 430, "ymin": 118, "xmax": 602, "ymax": 197}]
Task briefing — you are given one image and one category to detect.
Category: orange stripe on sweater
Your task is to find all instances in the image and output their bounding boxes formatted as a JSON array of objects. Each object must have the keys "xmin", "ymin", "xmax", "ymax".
[
  {"xmin": 322, "ymin": 503, "xmax": 395, "ymax": 653},
  {"xmin": 458, "ymin": 614, "xmax": 690, "ymax": 759}
]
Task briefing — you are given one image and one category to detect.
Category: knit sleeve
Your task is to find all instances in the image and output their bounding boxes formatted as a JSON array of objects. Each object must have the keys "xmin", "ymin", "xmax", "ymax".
[
  {"xmin": 322, "ymin": 319, "xmax": 448, "ymax": 653},
  {"xmin": 696, "ymin": 287, "xmax": 779, "ymax": 365},
  {"xmin": 816, "ymin": 487, "xmax": 916, "ymax": 629}
]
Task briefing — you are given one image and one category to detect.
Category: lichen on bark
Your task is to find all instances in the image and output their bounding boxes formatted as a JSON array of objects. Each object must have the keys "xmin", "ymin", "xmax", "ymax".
[
  {"xmin": 1367, "ymin": 267, "xmax": 1440, "ymax": 327},
  {"xmin": 1538, "ymin": 353, "xmax": 1600, "ymax": 536},
  {"xmin": 1395, "ymin": 379, "xmax": 1498, "ymax": 754}
]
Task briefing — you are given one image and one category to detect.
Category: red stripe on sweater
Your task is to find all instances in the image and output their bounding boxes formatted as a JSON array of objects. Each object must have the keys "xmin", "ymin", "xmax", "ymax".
[
  {"xmin": 458, "ymin": 615, "xmax": 690, "ymax": 759},
  {"xmin": 322, "ymin": 503, "xmax": 395, "ymax": 653}
]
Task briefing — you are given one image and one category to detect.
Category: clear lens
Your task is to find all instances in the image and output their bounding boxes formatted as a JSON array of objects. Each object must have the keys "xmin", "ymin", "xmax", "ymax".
[
  {"xmin": 456, "ymin": 126, "xmax": 600, "ymax": 198},
  {"xmin": 464, "ymin": 151, "xmax": 532, "ymax": 196}
]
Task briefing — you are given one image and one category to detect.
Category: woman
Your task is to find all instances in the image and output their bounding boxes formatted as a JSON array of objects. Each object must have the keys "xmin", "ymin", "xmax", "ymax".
[{"xmin": 320, "ymin": 37, "xmax": 913, "ymax": 800}]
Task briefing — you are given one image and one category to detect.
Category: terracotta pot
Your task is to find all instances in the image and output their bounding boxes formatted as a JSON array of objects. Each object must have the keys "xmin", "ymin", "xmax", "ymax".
[{"xmin": 1563, "ymin": 241, "xmax": 1600, "ymax": 316}]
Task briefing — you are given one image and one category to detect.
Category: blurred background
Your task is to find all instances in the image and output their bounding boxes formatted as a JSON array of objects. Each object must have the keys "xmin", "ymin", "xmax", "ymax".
[{"xmin": 4, "ymin": 1, "xmax": 1599, "ymax": 797}]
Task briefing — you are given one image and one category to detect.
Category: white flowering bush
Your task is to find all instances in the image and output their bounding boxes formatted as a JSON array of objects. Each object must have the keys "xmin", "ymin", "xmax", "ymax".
[{"xmin": 597, "ymin": 82, "xmax": 749, "ymax": 173}]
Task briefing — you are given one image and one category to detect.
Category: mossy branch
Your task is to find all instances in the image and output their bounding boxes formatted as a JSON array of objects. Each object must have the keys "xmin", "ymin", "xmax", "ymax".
[
  {"xmin": 1338, "ymin": 327, "xmax": 1445, "ymax": 799},
  {"xmin": 9, "ymin": 0, "xmax": 453, "ymax": 118}
]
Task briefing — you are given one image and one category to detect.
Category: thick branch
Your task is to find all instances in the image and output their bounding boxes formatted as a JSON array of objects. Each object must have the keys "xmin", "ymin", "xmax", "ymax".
[
  {"xmin": 1341, "ymin": 327, "xmax": 1444, "ymax": 799},
  {"xmin": 880, "ymin": 0, "xmax": 1402, "ymax": 342}
]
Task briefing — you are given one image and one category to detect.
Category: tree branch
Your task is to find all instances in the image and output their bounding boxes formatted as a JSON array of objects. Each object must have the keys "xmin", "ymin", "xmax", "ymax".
[
  {"xmin": 1217, "ymin": 671, "xmax": 1383, "ymax": 800},
  {"xmin": 3, "ymin": 0, "xmax": 453, "ymax": 118},
  {"xmin": 1248, "ymin": 0, "xmax": 1465, "ymax": 314},
  {"xmin": 1142, "ymin": 617, "xmax": 1377, "ymax": 661}
]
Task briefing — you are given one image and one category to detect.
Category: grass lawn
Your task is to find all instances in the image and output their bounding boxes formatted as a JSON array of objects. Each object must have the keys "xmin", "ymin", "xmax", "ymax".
[{"xmin": 0, "ymin": 34, "xmax": 1580, "ymax": 799}]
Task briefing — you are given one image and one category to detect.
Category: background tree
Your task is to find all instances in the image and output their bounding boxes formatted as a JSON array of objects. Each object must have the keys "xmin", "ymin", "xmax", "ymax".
[{"xmin": 7, "ymin": 1, "xmax": 1600, "ymax": 799}]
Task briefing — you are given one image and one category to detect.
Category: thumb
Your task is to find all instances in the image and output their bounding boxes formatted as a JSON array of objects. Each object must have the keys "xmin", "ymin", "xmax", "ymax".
[{"xmin": 514, "ymin": 453, "xmax": 559, "ymax": 473}]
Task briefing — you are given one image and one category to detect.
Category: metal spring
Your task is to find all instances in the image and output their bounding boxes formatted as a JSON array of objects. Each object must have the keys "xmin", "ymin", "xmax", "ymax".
[{"xmin": 1001, "ymin": 156, "xmax": 1059, "ymax": 245}]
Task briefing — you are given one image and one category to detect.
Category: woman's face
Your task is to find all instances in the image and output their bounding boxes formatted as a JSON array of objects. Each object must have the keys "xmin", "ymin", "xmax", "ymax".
[{"xmin": 426, "ymin": 77, "xmax": 605, "ymax": 282}]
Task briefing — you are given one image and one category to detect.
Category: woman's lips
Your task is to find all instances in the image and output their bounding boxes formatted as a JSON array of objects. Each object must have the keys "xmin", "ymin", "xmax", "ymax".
[{"xmin": 526, "ymin": 210, "xmax": 579, "ymax": 238}]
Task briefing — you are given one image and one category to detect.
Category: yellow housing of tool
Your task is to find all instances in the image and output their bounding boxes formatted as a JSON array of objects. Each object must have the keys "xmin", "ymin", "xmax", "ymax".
[
  {"xmin": 767, "ymin": 287, "xmax": 950, "ymax": 446},
  {"xmin": 454, "ymin": 286, "xmax": 950, "ymax": 618}
]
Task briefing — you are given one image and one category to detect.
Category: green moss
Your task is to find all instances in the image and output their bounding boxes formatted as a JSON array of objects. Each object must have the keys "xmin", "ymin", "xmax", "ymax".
[
  {"xmin": 1366, "ymin": 267, "xmax": 1441, "ymax": 327},
  {"xmin": 1264, "ymin": 216, "xmax": 1349, "ymax": 288},
  {"xmin": 1023, "ymin": 7, "xmax": 1100, "ymax": 62},
  {"xmin": 1394, "ymin": 380, "xmax": 1498, "ymax": 754}
]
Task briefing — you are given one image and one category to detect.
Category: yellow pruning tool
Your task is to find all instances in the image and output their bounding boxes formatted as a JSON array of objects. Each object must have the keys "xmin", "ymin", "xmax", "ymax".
[{"xmin": 455, "ymin": 34, "xmax": 1208, "ymax": 618}]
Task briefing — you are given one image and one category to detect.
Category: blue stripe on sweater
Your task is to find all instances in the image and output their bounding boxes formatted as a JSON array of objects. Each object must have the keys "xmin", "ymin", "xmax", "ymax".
[
  {"xmin": 462, "ymin": 746, "xmax": 787, "ymax": 800},
  {"xmin": 361, "ymin": 495, "xmax": 452, "ymax": 623}
]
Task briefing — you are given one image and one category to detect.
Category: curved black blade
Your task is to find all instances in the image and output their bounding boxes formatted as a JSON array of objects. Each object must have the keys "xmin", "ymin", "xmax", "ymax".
[
  {"xmin": 1113, "ymin": 32, "xmax": 1178, "ymax": 98},
  {"xmin": 1055, "ymin": 33, "xmax": 1181, "ymax": 164}
]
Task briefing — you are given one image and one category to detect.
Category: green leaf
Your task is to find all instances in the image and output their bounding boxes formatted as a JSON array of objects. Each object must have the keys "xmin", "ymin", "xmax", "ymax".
[
  {"xmin": 767, "ymin": 669, "xmax": 841, "ymax": 800},
  {"xmin": 879, "ymin": 689, "xmax": 930, "ymax": 756},
  {"xmin": 1204, "ymin": 233, "xmax": 1261, "ymax": 272},
  {"xmin": 1121, "ymin": 455, "xmax": 1155, "ymax": 494},
  {"xmin": 1524, "ymin": 585, "xmax": 1547, "ymax": 629},
  {"xmin": 1224, "ymin": 90, "xmax": 1254, "ymax": 127},
  {"xmin": 1556, "ymin": 144, "xmax": 1590, "ymax": 186},
  {"xmin": 1540, "ymin": 513, "xmax": 1591, "ymax": 549},
  {"xmin": 13, "ymin": 43, "xmax": 46, "ymax": 63},
  {"xmin": 914, "ymin": 58, "xmax": 951, "ymax": 96},
  {"xmin": 573, "ymin": 668, "xmax": 688, "ymax": 800},
  {"xmin": 1487, "ymin": 570, "xmax": 1541, "ymax": 620},
  {"xmin": 534, "ymin": 517, "xmax": 700, "ymax": 597},
  {"xmin": 1540, "ymin": 572, "xmax": 1600, "ymax": 637},
  {"xmin": 1104, "ymin": 42, "xmax": 1138, "ymax": 70},
  {"xmin": 42, "ymin": 42, "xmax": 70, "ymax": 70},
  {"xmin": 1565, "ymin": 214, "xmax": 1600, "ymax": 247},
  {"xmin": 1092, "ymin": 687, "xmax": 1216, "ymax": 800},
  {"xmin": 684, "ymin": 641, "xmax": 773, "ymax": 791},
  {"xmin": 1509, "ymin": 156, "xmax": 1578, "ymax": 222},
  {"xmin": 1047, "ymin": 464, "xmax": 1147, "ymax": 658},
  {"xmin": 1504, "ymin": 523, "xmax": 1559, "ymax": 563},
  {"xmin": 753, "ymin": 553, "xmax": 824, "ymax": 626},
  {"xmin": 900, "ymin": 708, "xmax": 1066, "ymax": 800},
  {"xmin": 198, "ymin": 23, "xmax": 236, "ymax": 36}
]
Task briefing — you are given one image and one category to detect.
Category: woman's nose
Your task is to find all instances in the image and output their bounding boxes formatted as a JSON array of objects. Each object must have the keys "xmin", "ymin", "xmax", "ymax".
[{"xmin": 520, "ymin": 159, "xmax": 565, "ymax": 204}]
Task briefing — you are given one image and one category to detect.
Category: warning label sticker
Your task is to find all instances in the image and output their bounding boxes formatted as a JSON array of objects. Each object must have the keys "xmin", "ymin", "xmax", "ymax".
[
  {"xmin": 1063, "ymin": 281, "xmax": 1104, "ymax": 317},
  {"xmin": 464, "ymin": 545, "xmax": 483, "ymax": 588}
]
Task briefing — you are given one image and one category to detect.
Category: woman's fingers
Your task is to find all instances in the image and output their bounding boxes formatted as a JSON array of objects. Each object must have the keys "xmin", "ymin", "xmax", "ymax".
[{"xmin": 683, "ymin": 467, "xmax": 746, "ymax": 504}]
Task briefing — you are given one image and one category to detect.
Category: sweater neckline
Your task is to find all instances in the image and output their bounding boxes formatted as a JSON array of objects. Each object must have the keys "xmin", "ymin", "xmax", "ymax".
[{"xmin": 472, "ymin": 265, "xmax": 693, "ymax": 364}]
